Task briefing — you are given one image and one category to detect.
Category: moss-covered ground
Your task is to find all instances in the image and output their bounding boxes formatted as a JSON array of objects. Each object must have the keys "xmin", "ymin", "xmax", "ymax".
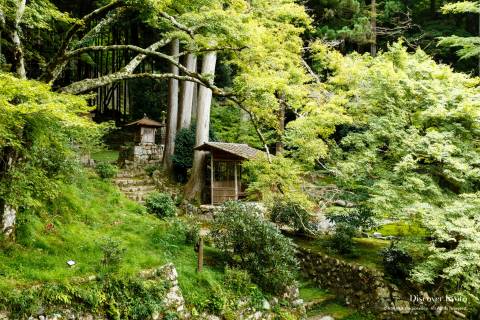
[{"xmin": 0, "ymin": 170, "xmax": 266, "ymax": 316}]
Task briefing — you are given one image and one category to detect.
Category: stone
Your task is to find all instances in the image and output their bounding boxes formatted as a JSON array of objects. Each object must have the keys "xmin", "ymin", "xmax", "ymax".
[
  {"xmin": 319, "ymin": 316, "xmax": 335, "ymax": 320},
  {"xmin": 262, "ymin": 300, "xmax": 270, "ymax": 310},
  {"xmin": 372, "ymin": 232, "xmax": 382, "ymax": 238},
  {"xmin": 1, "ymin": 204, "xmax": 16, "ymax": 237}
]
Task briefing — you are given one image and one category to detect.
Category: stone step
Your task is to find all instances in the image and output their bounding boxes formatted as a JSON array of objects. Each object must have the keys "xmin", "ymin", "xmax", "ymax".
[
  {"xmin": 113, "ymin": 178, "xmax": 154, "ymax": 187},
  {"xmin": 120, "ymin": 185, "xmax": 156, "ymax": 193},
  {"xmin": 116, "ymin": 171, "xmax": 148, "ymax": 179}
]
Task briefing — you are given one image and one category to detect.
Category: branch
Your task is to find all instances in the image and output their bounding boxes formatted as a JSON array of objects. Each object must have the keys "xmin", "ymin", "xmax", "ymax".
[
  {"xmin": 175, "ymin": 45, "xmax": 248, "ymax": 58},
  {"xmin": 301, "ymin": 58, "xmax": 321, "ymax": 84},
  {"xmin": 61, "ymin": 72, "xmax": 206, "ymax": 94},
  {"xmin": 228, "ymin": 98, "xmax": 272, "ymax": 162},
  {"xmin": 41, "ymin": 0, "xmax": 126, "ymax": 82},
  {"xmin": 159, "ymin": 11, "xmax": 195, "ymax": 38}
]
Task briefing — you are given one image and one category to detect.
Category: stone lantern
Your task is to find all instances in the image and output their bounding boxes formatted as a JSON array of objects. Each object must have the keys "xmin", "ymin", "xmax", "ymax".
[{"xmin": 119, "ymin": 115, "xmax": 165, "ymax": 166}]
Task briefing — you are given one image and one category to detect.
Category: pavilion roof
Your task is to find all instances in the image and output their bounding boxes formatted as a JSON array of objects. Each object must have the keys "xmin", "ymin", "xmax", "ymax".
[{"xmin": 195, "ymin": 142, "xmax": 264, "ymax": 160}]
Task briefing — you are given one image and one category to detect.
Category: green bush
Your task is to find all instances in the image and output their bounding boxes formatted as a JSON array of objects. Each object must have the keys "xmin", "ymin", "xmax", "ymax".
[
  {"xmin": 270, "ymin": 196, "xmax": 313, "ymax": 233},
  {"xmin": 223, "ymin": 267, "xmax": 252, "ymax": 296},
  {"xmin": 99, "ymin": 237, "xmax": 126, "ymax": 269},
  {"xmin": 145, "ymin": 192, "xmax": 176, "ymax": 218},
  {"xmin": 145, "ymin": 164, "xmax": 161, "ymax": 177},
  {"xmin": 211, "ymin": 201, "xmax": 298, "ymax": 294},
  {"xmin": 327, "ymin": 207, "xmax": 376, "ymax": 254},
  {"xmin": 329, "ymin": 223, "xmax": 356, "ymax": 254},
  {"xmin": 172, "ymin": 124, "xmax": 215, "ymax": 182},
  {"xmin": 381, "ymin": 243, "xmax": 413, "ymax": 281},
  {"xmin": 95, "ymin": 162, "xmax": 118, "ymax": 179}
]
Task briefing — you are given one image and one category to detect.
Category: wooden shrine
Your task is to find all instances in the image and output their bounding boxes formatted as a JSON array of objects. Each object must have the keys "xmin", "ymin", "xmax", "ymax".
[{"xmin": 194, "ymin": 142, "xmax": 263, "ymax": 204}]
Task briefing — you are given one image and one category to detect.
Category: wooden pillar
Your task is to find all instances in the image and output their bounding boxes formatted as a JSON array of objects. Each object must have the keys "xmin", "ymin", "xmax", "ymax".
[
  {"xmin": 210, "ymin": 155, "xmax": 214, "ymax": 205},
  {"xmin": 197, "ymin": 236, "xmax": 204, "ymax": 273},
  {"xmin": 234, "ymin": 162, "xmax": 238, "ymax": 200}
]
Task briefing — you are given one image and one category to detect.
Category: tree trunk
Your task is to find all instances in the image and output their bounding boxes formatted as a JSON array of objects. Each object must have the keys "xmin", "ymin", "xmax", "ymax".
[
  {"xmin": 184, "ymin": 52, "xmax": 217, "ymax": 202},
  {"xmin": 430, "ymin": 0, "xmax": 437, "ymax": 18},
  {"xmin": 163, "ymin": 39, "xmax": 180, "ymax": 172},
  {"xmin": 10, "ymin": 0, "xmax": 26, "ymax": 79},
  {"xmin": 177, "ymin": 54, "xmax": 197, "ymax": 130},
  {"xmin": 370, "ymin": 0, "xmax": 377, "ymax": 57}
]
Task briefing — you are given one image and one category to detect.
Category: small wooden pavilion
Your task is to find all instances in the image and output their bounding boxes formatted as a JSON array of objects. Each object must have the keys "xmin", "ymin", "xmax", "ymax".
[{"xmin": 194, "ymin": 142, "xmax": 263, "ymax": 204}]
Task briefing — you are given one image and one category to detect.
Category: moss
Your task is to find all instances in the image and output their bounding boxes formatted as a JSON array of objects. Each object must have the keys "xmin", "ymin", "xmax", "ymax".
[
  {"xmin": 91, "ymin": 150, "xmax": 119, "ymax": 163},
  {"xmin": 0, "ymin": 170, "xmax": 266, "ymax": 317}
]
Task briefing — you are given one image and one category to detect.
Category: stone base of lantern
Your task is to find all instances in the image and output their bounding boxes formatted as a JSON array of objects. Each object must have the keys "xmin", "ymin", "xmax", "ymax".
[{"xmin": 118, "ymin": 143, "xmax": 164, "ymax": 168}]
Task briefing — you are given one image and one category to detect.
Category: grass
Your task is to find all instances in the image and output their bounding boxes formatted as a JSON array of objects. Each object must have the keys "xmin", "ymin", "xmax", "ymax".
[
  {"xmin": 91, "ymin": 150, "xmax": 119, "ymax": 163},
  {"xmin": 0, "ymin": 170, "xmax": 235, "ymax": 312},
  {"xmin": 299, "ymin": 280, "xmax": 374, "ymax": 320},
  {"xmin": 294, "ymin": 236, "xmax": 390, "ymax": 271},
  {"xmin": 374, "ymin": 221, "xmax": 427, "ymax": 238}
]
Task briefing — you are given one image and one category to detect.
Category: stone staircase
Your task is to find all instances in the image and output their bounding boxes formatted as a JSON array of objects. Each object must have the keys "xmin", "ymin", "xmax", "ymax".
[{"xmin": 113, "ymin": 168, "xmax": 157, "ymax": 204}]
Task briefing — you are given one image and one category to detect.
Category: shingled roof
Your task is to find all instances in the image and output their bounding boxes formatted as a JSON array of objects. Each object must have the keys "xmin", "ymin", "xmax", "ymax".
[
  {"xmin": 125, "ymin": 116, "xmax": 164, "ymax": 128},
  {"xmin": 195, "ymin": 142, "xmax": 263, "ymax": 160}
]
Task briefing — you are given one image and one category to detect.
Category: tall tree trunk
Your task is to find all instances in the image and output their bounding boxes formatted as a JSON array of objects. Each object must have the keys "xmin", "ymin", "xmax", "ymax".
[
  {"xmin": 177, "ymin": 54, "xmax": 197, "ymax": 130},
  {"xmin": 184, "ymin": 52, "xmax": 217, "ymax": 202},
  {"xmin": 10, "ymin": 0, "xmax": 26, "ymax": 79},
  {"xmin": 370, "ymin": 0, "xmax": 377, "ymax": 57},
  {"xmin": 163, "ymin": 39, "xmax": 180, "ymax": 171}
]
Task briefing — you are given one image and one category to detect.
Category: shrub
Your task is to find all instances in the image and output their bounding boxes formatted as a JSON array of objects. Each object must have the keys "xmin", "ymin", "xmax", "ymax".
[
  {"xmin": 145, "ymin": 192, "xmax": 176, "ymax": 218},
  {"xmin": 211, "ymin": 201, "xmax": 298, "ymax": 294},
  {"xmin": 270, "ymin": 196, "xmax": 313, "ymax": 233},
  {"xmin": 185, "ymin": 222, "xmax": 200, "ymax": 245},
  {"xmin": 172, "ymin": 124, "xmax": 215, "ymax": 182},
  {"xmin": 95, "ymin": 162, "xmax": 118, "ymax": 179},
  {"xmin": 223, "ymin": 267, "xmax": 252, "ymax": 296},
  {"xmin": 144, "ymin": 164, "xmax": 161, "ymax": 177},
  {"xmin": 381, "ymin": 243, "xmax": 413, "ymax": 281},
  {"xmin": 329, "ymin": 223, "xmax": 356, "ymax": 254},
  {"xmin": 99, "ymin": 237, "xmax": 125, "ymax": 268},
  {"xmin": 327, "ymin": 207, "xmax": 376, "ymax": 254}
]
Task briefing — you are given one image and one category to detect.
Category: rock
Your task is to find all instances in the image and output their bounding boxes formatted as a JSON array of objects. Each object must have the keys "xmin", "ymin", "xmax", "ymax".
[
  {"xmin": 262, "ymin": 300, "xmax": 270, "ymax": 310},
  {"xmin": 319, "ymin": 316, "xmax": 335, "ymax": 320},
  {"xmin": 372, "ymin": 232, "xmax": 382, "ymax": 238}
]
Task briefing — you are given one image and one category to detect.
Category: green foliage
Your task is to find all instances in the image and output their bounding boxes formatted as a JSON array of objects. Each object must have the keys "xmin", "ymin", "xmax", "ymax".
[
  {"xmin": 211, "ymin": 105, "xmax": 262, "ymax": 149},
  {"xmin": 313, "ymin": 42, "xmax": 480, "ymax": 306},
  {"xmin": 328, "ymin": 224, "xmax": 356, "ymax": 255},
  {"xmin": 381, "ymin": 242, "xmax": 412, "ymax": 281},
  {"xmin": 144, "ymin": 164, "xmax": 161, "ymax": 177},
  {"xmin": 0, "ymin": 73, "xmax": 102, "ymax": 209},
  {"xmin": 270, "ymin": 196, "xmax": 314, "ymax": 233},
  {"xmin": 94, "ymin": 162, "xmax": 118, "ymax": 179},
  {"xmin": 145, "ymin": 192, "xmax": 177, "ymax": 218},
  {"xmin": 99, "ymin": 237, "xmax": 126, "ymax": 269},
  {"xmin": 172, "ymin": 124, "xmax": 215, "ymax": 182},
  {"xmin": 172, "ymin": 126, "xmax": 196, "ymax": 171},
  {"xmin": 211, "ymin": 201, "xmax": 298, "ymax": 294}
]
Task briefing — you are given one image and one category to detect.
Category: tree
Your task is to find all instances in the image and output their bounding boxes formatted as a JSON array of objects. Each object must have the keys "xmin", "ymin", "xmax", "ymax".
[
  {"xmin": 308, "ymin": 41, "xmax": 480, "ymax": 306},
  {"xmin": 184, "ymin": 51, "xmax": 217, "ymax": 201},
  {"xmin": 178, "ymin": 54, "xmax": 197, "ymax": 130},
  {"xmin": 163, "ymin": 39, "xmax": 180, "ymax": 172},
  {"xmin": 0, "ymin": 74, "xmax": 101, "ymax": 239},
  {"xmin": 438, "ymin": 1, "xmax": 480, "ymax": 74}
]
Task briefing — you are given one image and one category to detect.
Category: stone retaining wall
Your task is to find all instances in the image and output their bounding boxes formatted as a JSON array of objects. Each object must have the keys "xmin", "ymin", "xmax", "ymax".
[{"xmin": 297, "ymin": 247, "xmax": 463, "ymax": 320}]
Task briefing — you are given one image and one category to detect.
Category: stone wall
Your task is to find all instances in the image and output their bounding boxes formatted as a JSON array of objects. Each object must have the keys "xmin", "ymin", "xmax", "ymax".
[
  {"xmin": 297, "ymin": 247, "xmax": 463, "ymax": 320},
  {"xmin": 118, "ymin": 143, "xmax": 163, "ymax": 166},
  {"xmin": 0, "ymin": 263, "xmax": 187, "ymax": 320}
]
